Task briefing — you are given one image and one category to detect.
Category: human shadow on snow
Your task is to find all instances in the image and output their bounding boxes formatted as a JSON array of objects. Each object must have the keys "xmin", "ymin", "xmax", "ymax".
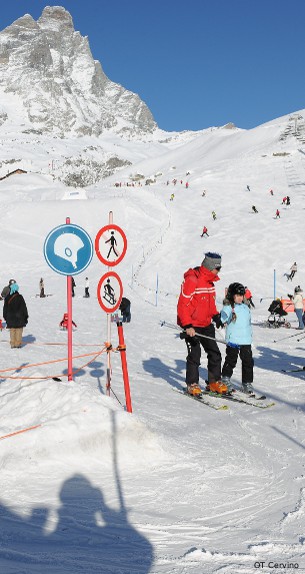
[
  {"xmin": 142, "ymin": 356, "xmax": 188, "ymax": 391},
  {"xmin": 255, "ymin": 344, "xmax": 305, "ymax": 409},
  {"xmin": 0, "ymin": 412, "xmax": 154, "ymax": 574}
]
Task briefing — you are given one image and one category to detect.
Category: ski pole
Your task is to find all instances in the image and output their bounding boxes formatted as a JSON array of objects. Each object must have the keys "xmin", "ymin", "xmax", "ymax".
[
  {"xmin": 160, "ymin": 320, "xmax": 227, "ymax": 345},
  {"xmin": 259, "ymin": 297, "xmax": 273, "ymax": 303},
  {"xmin": 273, "ymin": 331, "xmax": 304, "ymax": 343}
]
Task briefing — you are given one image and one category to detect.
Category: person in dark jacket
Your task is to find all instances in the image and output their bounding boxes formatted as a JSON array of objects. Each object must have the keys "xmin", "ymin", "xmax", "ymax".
[
  {"xmin": 119, "ymin": 297, "xmax": 131, "ymax": 322},
  {"xmin": 3, "ymin": 282, "xmax": 28, "ymax": 348}
]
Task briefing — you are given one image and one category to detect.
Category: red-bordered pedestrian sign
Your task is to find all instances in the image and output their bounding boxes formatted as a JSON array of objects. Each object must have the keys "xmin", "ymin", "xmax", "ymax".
[
  {"xmin": 95, "ymin": 224, "xmax": 127, "ymax": 267},
  {"xmin": 97, "ymin": 272, "xmax": 123, "ymax": 313}
]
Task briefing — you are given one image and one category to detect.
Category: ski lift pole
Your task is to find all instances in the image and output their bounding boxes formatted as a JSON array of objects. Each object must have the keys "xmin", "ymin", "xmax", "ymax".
[{"xmin": 117, "ymin": 322, "xmax": 132, "ymax": 413}]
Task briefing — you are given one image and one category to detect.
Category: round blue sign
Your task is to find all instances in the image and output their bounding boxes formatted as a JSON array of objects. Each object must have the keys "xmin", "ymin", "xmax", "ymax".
[{"xmin": 44, "ymin": 224, "xmax": 93, "ymax": 276}]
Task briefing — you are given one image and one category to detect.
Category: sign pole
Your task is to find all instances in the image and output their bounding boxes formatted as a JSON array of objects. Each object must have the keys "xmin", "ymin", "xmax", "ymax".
[
  {"xmin": 106, "ymin": 211, "xmax": 113, "ymax": 395},
  {"xmin": 66, "ymin": 217, "xmax": 73, "ymax": 381}
]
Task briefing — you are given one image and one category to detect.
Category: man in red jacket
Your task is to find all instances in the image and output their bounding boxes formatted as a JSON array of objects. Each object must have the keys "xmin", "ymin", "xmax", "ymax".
[{"xmin": 177, "ymin": 252, "xmax": 225, "ymax": 396}]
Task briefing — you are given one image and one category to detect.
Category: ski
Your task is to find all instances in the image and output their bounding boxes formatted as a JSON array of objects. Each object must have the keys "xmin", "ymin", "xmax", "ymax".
[
  {"xmin": 174, "ymin": 389, "xmax": 229, "ymax": 410},
  {"xmin": 281, "ymin": 366, "xmax": 305, "ymax": 373},
  {"xmin": 201, "ymin": 390, "xmax": 275, "ymax": 409}
]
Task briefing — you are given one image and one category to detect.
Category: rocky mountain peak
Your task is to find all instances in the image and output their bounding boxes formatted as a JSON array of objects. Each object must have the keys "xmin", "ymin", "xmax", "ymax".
[
  {"xmin": 38, "ymin": 6, "xmax": 74, "ymax": 32},
  {"xmin": 0, "ymin": 6, "xmax": 156, "ymax": 137}
]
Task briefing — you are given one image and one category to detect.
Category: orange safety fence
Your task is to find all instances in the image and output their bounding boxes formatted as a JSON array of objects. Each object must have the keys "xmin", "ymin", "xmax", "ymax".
[
  {"xmin": 0, "ymin": 345, "xmax": 109, "ymax": 380},
  {"xmin": 0, "ymin": 424, "xmax": 41, "ymax": 441}
]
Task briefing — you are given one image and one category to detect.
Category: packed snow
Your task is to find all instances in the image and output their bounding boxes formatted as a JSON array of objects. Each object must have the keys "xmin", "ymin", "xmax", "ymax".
[{"xmin": 0, "ymin": 109, "xmax": 304, "ymax": 574}]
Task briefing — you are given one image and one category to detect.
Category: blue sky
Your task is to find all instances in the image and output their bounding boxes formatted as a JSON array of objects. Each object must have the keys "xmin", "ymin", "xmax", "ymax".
[{"xmin": 2, "ymin": 0, "xmax": 305, "ymax": 132}]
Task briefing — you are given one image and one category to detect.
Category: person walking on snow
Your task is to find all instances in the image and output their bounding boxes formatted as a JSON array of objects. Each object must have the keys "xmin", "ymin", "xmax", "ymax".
[
  {"xmin": 39, "ymin": 277, "xmax": 45, "ymax": 298},
  {"xmin": 200, "ymin": 226, "xmax": 209, "ymax": 237},
  {"xmin": 292, "ymin": 286, "xmax": 304, "ymax": 329},
  {"xmin": 71, "ymin": 277, "xmax": 76, "ymax": 297},
  {"xmin": 220, "ymin": 283, "xmax": 255, "ymax": 394},
  {"xmin": 177, "ymin": 252, "xmax": 224, "ymax": 396},
  {"xmin": 84, "ymin": 277, "xmax": 90, "ymax": 298},
  {"xmin": 3, "ymin": 282, "xmax": 28, "ymax": 348}
]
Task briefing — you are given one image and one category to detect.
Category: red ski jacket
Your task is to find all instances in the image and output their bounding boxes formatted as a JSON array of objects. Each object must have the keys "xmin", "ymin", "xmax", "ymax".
[{"xmin": 177, "ymin": 266, "xmax": 219, "ymax": 328}]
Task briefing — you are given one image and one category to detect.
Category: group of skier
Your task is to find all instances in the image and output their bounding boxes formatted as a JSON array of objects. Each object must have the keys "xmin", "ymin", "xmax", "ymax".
[{"xmin": 177, "ymin": 252, "xmax": 255, "ymax": 397}]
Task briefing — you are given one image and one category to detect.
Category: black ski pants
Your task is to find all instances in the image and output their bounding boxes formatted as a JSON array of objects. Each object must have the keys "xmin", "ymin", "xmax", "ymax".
[
  {"xmin": 222, "ymin": 344, "xmax": 253, "ymax": 383},
  {"xmin": 185, "ymin": 324, "xmax": 221, "ymax": 385}
]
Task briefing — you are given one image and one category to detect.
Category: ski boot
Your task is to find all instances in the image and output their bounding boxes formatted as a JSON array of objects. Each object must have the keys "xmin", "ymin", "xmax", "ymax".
[
  {"xmin": 241, "ymin": 382, "xmax": 254, "ymax": 395},
  {"xmin": 208, "ymin": 381, "xmax": 228, "ymax": 394},
  {"xmin": 186, "ymin": 383, "xmax": 202, "ymax": 396},
  {"xmin": 221, "ymin": 376, "xmax": 233, "ymax": 392}
]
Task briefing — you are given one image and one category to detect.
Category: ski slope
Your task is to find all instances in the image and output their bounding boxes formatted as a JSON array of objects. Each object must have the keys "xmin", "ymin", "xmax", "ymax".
[{"xmin": 0, "ymin": 110, "xmax": 304, "ymax": 573}]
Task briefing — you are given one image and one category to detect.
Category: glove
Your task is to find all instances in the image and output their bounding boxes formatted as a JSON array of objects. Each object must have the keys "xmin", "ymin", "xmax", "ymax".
[{"xmin": 212, "ymin": 313, "xmax": 223, "ymax": 329}]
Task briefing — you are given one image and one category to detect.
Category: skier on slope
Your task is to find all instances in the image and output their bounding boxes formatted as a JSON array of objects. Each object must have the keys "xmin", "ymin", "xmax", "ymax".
[
  {"xmin": 220, "ymin": 283, "xmax": 255, "ymax": 395},
  {"xmin": 287, "ymin": 262, "xmax": 297, "ymax": 281},
  {"xmin": 177, "ymin": 252, "xmax": 225, "ymax": 396},
  {"xmin": 200, "ymin": 226, "xmax": 209, "ymax": 237}
]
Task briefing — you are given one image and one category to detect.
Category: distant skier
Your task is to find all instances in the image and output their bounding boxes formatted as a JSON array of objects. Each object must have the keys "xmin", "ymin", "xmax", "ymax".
[
  {"xmin": 170, "ymin": 193, "xmax": 175, "ymax": 201},
  {"xmin": 71, "ymin": 277, "xmax": 76, "ymax": 297},
  {"xmin": 269, "ymin": 189, "xmax": 274, "ymax": 195},
  {"xmin": 286, "ymin": 196, "xmax": 291, "ymax": 206},
  {"xmin": 275, "ymin": 209, "xmax": 280, "ymax": 218},
  {"xmin": 252, "ymin": 205, "xmax": 258, "ymax": 213},
  {"xmin": 119, "ymin": 297, "xmax": 131, "ymax": 323},
  {"xmin": 287, "ymin": 262, "xmax": 297, "ymax": 281},
  {"xmin": 246, "ymin": 185, "xmax": 251, "ymax": 191},
  {"xmin": 84, "ymin": 277, "xmax": 90, "ymax": 298},
  {"xmin": 39, "ymin": 277, "xmax": 45, "ymax": 298},
  {"xmin": 212, "ymin": 211, "xmax": 217, "ymax": 220},
  {"xmin": 244, "ymin": 286, "xmax": 255, "ymax": 308},
  {"xmin": 200, "ymin": 226, "xmax": 209, "ymax": 237},
  {"xmin": 59, "ymin": 312, "xmax": 77, "ymax": 330},
  {"xmin": 282, "ymin": 196, "xmax": 287, "ymax": 205}
]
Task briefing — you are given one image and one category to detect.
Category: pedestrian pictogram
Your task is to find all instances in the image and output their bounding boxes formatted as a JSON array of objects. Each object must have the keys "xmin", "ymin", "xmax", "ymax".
[
  {"xmin": 97, "ymin": 272, "xmax": 123, "ymax": 313},
  {"xmin": 44, "ymin": 224, "xmax": 93, "ymax": 275},
  {"xmin": 95, "ymin": 224, "xmax": 127, "ymax": 267}
]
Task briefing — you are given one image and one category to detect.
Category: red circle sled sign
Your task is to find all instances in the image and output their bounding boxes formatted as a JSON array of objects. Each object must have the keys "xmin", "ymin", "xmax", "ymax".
[
  {"xmin": 95, "ymin": 224, "xmax": 127, "ymax": 267},
  {"xmin": 97, "ymin": 272, "xmax": 123, "ymax": 313}
]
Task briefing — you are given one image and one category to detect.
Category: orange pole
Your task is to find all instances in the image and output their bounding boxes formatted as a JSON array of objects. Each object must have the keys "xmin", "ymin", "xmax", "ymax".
[{"xmin": 117, "ymin": 322, "xmax": 132, "ymax": 413}]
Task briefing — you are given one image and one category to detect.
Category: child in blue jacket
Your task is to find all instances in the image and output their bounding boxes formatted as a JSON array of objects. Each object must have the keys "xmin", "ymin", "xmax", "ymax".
[{"xmin": 220, "ymin": 282, "xmax": 254, "ymax": 394}]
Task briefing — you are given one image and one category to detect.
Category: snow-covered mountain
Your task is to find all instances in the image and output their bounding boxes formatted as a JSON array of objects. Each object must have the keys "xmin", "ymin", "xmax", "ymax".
[{"xmin": 0, "ymin": 6, "xmax": 156, "ymax": 138}]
